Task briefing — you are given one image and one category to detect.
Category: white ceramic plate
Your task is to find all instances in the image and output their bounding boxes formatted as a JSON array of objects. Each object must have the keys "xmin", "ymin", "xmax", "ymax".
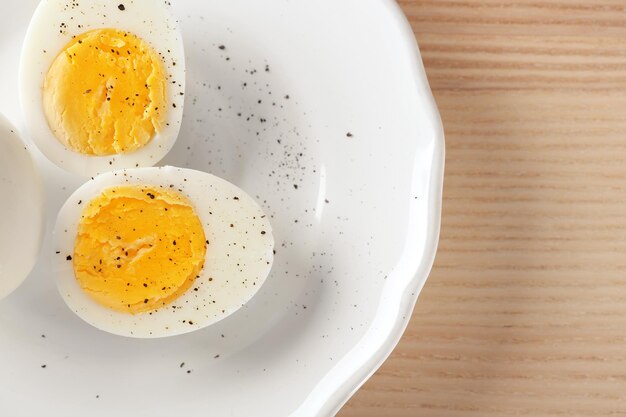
[{"xmin": 0, "ymin": 0, "xmax": 444, "ymax": 416}]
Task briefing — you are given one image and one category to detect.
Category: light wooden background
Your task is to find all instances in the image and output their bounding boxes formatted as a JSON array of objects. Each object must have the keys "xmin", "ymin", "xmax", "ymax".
[{"xmin": 339, "ymin": 1, "xmax": 626, "ymax": 416}]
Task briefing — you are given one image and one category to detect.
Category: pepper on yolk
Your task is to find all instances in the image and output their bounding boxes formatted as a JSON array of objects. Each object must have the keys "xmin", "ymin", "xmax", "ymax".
[
  {"xmin": 43, "ymin": 29, "xmax": 167, "ymax": 156},
  {"xmin": 72, "ymin": 185, "xmax": 207, "ymax": 314}
]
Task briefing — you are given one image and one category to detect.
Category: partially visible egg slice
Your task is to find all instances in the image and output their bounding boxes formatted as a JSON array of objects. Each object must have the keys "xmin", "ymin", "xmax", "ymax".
[
  {"xmin": 20, "ymin": 0, "xmax": 185, "ymax": 177},
  {"xmin": 53, "ymin": 167, "xmax": 274, "ymax": 338},
  {"xmin": 0, "ymin": 114, "xmax": 45, "ymax": 300}
]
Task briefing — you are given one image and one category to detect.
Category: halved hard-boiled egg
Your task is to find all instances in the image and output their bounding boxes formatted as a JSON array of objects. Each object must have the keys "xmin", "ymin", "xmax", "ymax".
[
  {"xmin": 0, "ymin": 114, "xmax": 45, "ymax": 300},
  {"xmin": 53, "ymin": 167, "xmax": 274, "ymax": 338},
  {"xmin": 20, "ymin": 0, "xmax": 185, "ymax": 177}
]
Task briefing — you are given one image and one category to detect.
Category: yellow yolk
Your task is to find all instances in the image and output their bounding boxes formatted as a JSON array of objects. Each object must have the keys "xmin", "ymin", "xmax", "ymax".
[
  {"xmin": 73, "ymin": 185, "xmax": 206, "ymax": 314},
  {"xmin": 43, "ymin": 29, "xmax": 167, "ymax": 156}
]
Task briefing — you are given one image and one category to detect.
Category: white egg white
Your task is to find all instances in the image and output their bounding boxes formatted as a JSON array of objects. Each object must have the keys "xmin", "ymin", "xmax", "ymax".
[
  {"xmin": 0, "ymin": 114, "xmax": 45, "ymax": 300},
  {"xmin": 53, "ymin": 167, "xmax": 274, "ymax": 338},
  {"xmin": 20, "ymin": 0, "xmax": 185, "ymax": 177}
]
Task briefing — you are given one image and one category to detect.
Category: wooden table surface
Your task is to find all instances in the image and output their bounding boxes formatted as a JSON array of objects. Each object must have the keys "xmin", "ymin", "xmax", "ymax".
[{"xmin": 339, "ymin": 1, "xmax": 626, "ymax": 416}]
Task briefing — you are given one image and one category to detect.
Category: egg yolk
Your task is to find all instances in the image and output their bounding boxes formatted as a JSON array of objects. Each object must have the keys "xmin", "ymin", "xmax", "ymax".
[
  {"xmin": 73, "ymin": 185, "xmax": 206, "ymax": 314},
  {"xmin": 43, "ymin": 29, "xmax": 167, "ymax": 156}
]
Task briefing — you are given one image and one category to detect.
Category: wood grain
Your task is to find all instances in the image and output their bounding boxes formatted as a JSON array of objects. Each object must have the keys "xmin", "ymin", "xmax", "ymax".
[{"xmin": 339, "ymin": 1, "xmax": 626, "ymax": 416}]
